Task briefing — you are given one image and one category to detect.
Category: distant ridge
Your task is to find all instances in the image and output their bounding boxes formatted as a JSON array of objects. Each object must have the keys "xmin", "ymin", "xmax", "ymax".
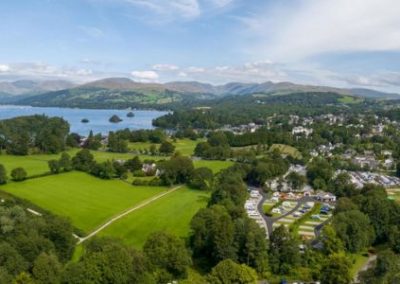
[{"xmin": 1, "ymin": 77, "xmax": 399, "ymax": 107}]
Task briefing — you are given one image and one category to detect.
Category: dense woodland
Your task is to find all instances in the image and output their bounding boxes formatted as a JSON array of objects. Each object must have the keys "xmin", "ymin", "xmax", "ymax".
[{"xmin": 0, "ymin": 115, "xmax": 69, "ymax": 155}]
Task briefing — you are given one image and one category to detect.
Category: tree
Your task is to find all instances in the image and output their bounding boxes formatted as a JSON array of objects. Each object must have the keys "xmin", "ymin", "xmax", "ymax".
[
  {"xmin": 158, "ymin": 155, "xmax": 194, "ymax": 186},
  {"xmin": 82, "ymin": 130, "xmax": 101, "ymax": 150},
  {"xmin": 48, "ymin": 160, "xmax": 61, "ymax": 174},
  {"xmin": 190, "ymin": 205, "xmax": 236, "ymax": 266},
  {"xmin": 159, "ymin": 141, "xmax": 175, "ymax": 155},
  {"xmin": 72, "ymin": 149, "xmax": 95, "ymax": 172},
  {"xmin": 359, "ymin": 250, "xmax": 400, "ymax": 284},
  {"xmin": 91, "ymin": 161, "xmax": 115, "ymax": 179},
  {"xmin": 189, "ymin": 167, "xmax": 214, "ymax": 190},
  {"xmin": 59, "ymin": 152, "xmax": 72, "ymax": 172},
  {"xmin": 63, "ymin": 238, "xmax": 132, "ymax": 284},
  {"xmin": 125, "ymin": 156, "xmax": 142, "ymax": 172},
  {"xmin": 320, "ymin": 225, "xmax": 344, "ymax": 255},
  {"xmin": 320, "ymin": 253, "xmax": 352, "ymax": 284},
  {"xmin": 32, "ymin": 253, "xmax": 62, "ymax": 284},
  {"xmin": 307, "ymin": 158, "xmax": 333, "ymax": 188},
  {"xmin": 207, "ymin": 259, "xmax": 258, "ymax": 284},
  {"xmin": 13, "ymin": 272, "xmax": 35, "ymax": 284},
  {"xmin": 286, "ymin": 171, "xmax": 306, "ymax": 190},
  {"xmin": 10, "ymin": 167, "xmax": 27, "ymax": 182},
  {"xmin": 108, "ymin": 131, "xmax": 129, "ymax": 153},
  {"xmin": 0, "ymin": 164, "xmax": 8, "ymax": 184},
  {"xmin": 66, "ymin": 133, "xmax": 80, "ymax": 148},
  {"xmin": 143, "ymin": 231, "xmax": 191, "ymax": 280},
  {"xmin": 0, "ymin": 242, "xmax": 28, "ymax": 276},
  {"xmin": 268, "ymin": 225, "xmax": 300, "ymax": 274},
  {"xmin": 332, "ymin": 210, "xmax": 375, "ymax": 253},
  {"xmin": 234, "ymin": 218, "xmax": 269, "ymax": 273}
]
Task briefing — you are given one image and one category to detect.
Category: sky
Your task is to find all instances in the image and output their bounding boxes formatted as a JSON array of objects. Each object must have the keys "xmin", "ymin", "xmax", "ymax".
[{"xmin": 1, "ymin": 0, "xmax": 400, "ymax": 92}]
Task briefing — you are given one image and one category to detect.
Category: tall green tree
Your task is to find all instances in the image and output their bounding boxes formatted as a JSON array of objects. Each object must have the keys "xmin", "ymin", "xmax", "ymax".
[
  {"xmin": 0, "ymin": 164, "xmax": 8, "ymax": 184},
  {"xmin": 320, "ymin": 253, "xmax": 352, "ymax": 284},
  {"xmin": 207, "ymin": 259, "xmax": 258, "ymax": 284},
  {"xmin": 143, "ymin": 231, "xmax": 191, "ymax": 280},
  {"xmin": 268, "ymin": 225, "xmax": 300, "ymax": 275}
]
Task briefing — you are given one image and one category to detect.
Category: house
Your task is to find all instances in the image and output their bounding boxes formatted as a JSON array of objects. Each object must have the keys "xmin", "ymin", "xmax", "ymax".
[
  {"xmin": 292, "ymin": 126, "xmax": 313, "ymax": 137},
  {"xmin": 315, "ymin": 191, "xmax": 336, "ymax": 203},
  {"xmin": 383, "ymin": 158, "xmax": 394, "ymax": 169},
  {"xmin": 352, "ymin": 156, "xmax": 379, "ymax": 170},
  {"xmin": 142, "ymin": 163, "xmax": 157, "ymax": 174}
]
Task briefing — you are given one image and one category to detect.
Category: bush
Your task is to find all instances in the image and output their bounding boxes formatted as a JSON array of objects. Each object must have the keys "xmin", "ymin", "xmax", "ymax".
[{"xmin": 11, "ymin": 167, "xmax": 27, "ymax": 182}]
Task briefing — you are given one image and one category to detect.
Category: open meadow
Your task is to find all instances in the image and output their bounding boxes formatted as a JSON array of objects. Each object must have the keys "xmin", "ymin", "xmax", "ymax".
[
  {"xmin": 99, "ymin": 186, "xmax": 209, "ymax": 247},
  {"xmin": 0, "ymin": 172, "xmax": 166, "ymax": 233}
]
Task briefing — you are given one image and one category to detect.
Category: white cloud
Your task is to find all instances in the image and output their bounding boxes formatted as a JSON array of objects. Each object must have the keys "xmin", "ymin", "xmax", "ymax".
[
  {"xmin": 178, "ymin": 61, "xmax": 287, "ymax": 84},
  {"xmin": 187, "ymin": 66, "xmax": 206, "ymax": 73},
  {"xmin": 122, "ymin": 0, "xmax": 234, "ymax": 20},
  {"xmin": 244, "ymin": 0, "xmax": 400, "ymax": 61},
  {"xmin": 131, "ymin": 70, "xmax": 159, "ymax": 82},
  {"xmin": 124, "ymin": 0, "xmax": 200, "ymax": 19},
  {"xmin": 0, "ymin": 62, "xmax": 97, "ymax": 82},
  {"xmin": 152, "ymin": 64, "xmax": 179, "ymax": 71},
  {"xmin": 79, "ymin": 26, "xmax": 105, "ymax": 38},
  {"xmin": 0, "ymin": 64, "xmax": 10, "ymax": 72}
]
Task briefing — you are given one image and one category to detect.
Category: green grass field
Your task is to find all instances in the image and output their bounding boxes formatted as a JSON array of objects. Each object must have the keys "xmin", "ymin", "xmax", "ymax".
[
  {"xmin": 0, "ymin": 172, "xmax": 166, "ymax": 233},
  {"xmin": 129, "ymin": 138, "xmax": 201, "ymax": 156},
  {"xmin": 193, "ymin": 160, "xmax": 234, "ymax": 173},
  {"xmin": 270, "ymin": 144, "xmax": 303, "ymax": 159},
  {"xmin": 99, "ymin": 186, "xmax": 209, "ymax": 247}
]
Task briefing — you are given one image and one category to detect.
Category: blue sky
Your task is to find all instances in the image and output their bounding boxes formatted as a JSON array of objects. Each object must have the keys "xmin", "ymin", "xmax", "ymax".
[{"xmin": 0, "ymin": 0, "xmax": 400, "ymax": 92}]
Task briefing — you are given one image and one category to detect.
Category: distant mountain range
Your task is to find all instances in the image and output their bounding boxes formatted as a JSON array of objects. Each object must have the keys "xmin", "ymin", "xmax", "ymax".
[{"xmin": 0, "ymin": 77, "xmax": 399, "ymax": 107}]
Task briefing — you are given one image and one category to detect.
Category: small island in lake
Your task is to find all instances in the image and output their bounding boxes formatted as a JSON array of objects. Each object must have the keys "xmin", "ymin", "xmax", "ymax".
[
  {"xmin": 81, "ymin": 118, "xmax": 89, "ymax": 123},
  {"xmin": 109, "ymin": 114, "xmax": 123, "ymax": 123},
  {"xmin": 126, "ymin": 111, "xmax": 135, "ymax": 118}
]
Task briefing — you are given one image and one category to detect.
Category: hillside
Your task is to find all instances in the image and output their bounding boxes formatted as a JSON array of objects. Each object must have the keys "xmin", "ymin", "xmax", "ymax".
[
  {"xmin": 0, "ymin": 79, "xmax": 75, "ymax": 103},
  {"xmin": 9, "ymin": 77, "xmax": 400, "ymax": 109}
]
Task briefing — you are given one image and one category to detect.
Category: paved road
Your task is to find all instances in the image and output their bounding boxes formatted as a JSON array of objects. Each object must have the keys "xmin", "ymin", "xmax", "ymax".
[
  {"xmin": 77, "ymin": 185, "xmax": 182, "ymax": 244},
  {"xmin": 252, "ymin": 186, "xmax": 314, "ymax": 237}
]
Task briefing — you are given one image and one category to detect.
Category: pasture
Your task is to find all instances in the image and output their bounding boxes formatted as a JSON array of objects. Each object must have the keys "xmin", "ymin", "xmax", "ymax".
[
  {"xmin": 99, "ymin": 186, "xmax": 209, "ymax": 247},
  {"xmin": 0, "ymin": 172, "xmax": 166, "ymax": 233}
]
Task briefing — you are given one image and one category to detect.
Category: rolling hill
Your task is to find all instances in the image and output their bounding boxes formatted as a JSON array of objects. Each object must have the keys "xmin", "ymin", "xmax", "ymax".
[{"xmin": 6, "ymin": 77, "xmax": 400, "ymax": 108}]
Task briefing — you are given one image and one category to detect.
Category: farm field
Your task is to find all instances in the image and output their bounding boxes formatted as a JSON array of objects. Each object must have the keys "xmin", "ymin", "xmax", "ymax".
[
  {"xmin": 99, "ymin": 186, "xmax": 209, "ymax": 247},
  {"xmin": 0, "ymin": 172, "xmax": 166, "ymax": 233}
]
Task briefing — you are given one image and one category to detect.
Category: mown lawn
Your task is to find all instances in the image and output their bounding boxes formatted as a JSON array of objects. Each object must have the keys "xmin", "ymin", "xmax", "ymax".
[
  {"xmin": 193, "ymin": 160, "xmax": 234, "ymax": 173},
  {"xmin": 0, "ymin": 172, "xmax": 166, "ymax": 233},
  {"xmin": 99, "ymin": 186, "xmax": 209, "ymax": 248},
  {"xmin": 129, "ymin": 138, "xmax": 201, "ymax": 156}
]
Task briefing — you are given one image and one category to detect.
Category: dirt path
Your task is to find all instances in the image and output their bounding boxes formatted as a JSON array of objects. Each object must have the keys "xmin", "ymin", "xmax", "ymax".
[
  {"xmin": 354, "ymin": 254, "xmax": 377, "ymax": 283},
  {"xmin": 77, "ymin": 185, "xmax": 183, "ymax": 244}
]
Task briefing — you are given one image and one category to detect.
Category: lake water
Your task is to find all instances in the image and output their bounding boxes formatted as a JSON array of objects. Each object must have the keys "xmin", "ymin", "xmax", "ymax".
[{"xmin": 0, "ymin": 105, "xmax": 168, "ymax": 136}]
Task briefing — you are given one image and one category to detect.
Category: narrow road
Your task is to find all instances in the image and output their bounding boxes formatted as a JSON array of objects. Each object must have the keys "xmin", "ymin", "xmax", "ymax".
[
  {"xmin": 77, "ymin": 185, "xmax": 182, "ymax": 244},
  {"xmin": 254, "ymin": 186, "xmax": 314, "ymax": 236}
]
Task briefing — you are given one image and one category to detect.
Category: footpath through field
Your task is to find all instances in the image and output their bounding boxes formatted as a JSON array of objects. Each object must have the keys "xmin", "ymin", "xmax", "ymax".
[{"xmin": 77, "ymin": 185, "xmax": 183, "ymax": 244}]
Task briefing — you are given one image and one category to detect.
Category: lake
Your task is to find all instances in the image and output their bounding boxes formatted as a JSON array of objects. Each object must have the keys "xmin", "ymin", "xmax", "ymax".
[{"xmin": 0, "ymin": 105, "xmax": 168, "ymax": 136}]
